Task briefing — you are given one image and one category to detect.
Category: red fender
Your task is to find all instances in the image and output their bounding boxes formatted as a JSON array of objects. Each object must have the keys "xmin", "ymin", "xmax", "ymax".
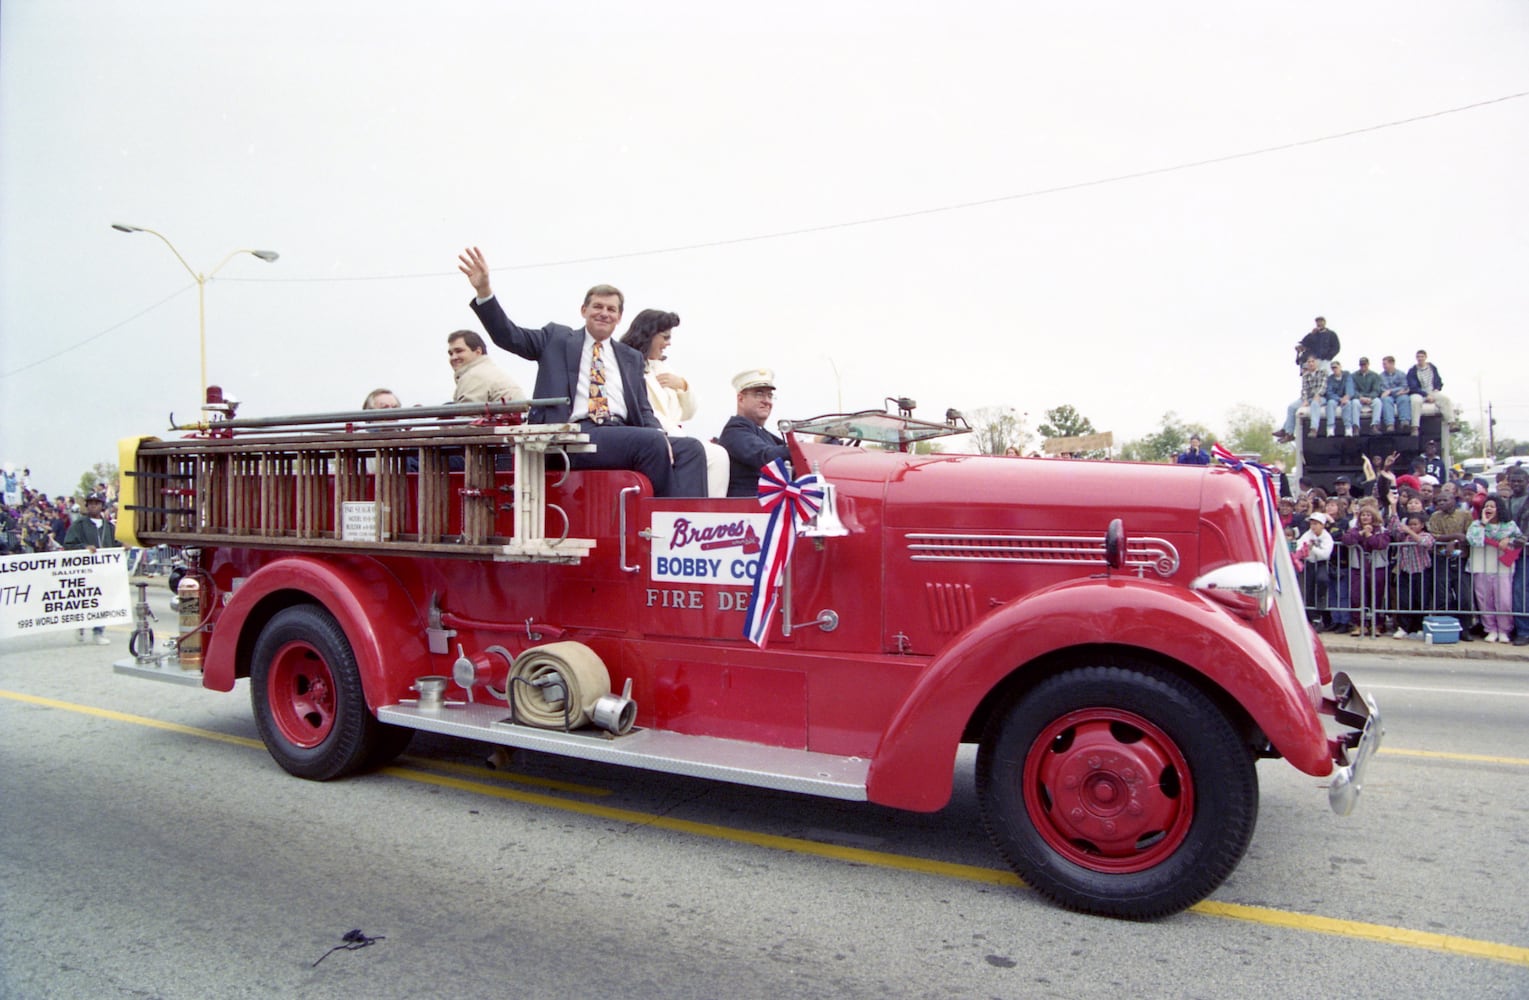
[
  {"xmin": 865, "ymin": 576, "xmax": 1332, "ymax": 812},
  {"xmin": 202, "ymin": 555, "xmax": 430, "ymax": 710}
]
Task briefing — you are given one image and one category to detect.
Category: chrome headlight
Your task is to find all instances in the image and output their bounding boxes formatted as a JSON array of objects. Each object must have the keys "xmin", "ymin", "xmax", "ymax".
[{"xmin": 1191, "ymin": 562, "xmax": 1274, "ymax": 618}]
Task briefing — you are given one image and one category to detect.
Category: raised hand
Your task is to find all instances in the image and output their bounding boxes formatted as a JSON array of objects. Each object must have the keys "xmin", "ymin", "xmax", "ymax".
[{"xmin": 458, "ymin": 246, "xmax": 493, "ymax": 299}]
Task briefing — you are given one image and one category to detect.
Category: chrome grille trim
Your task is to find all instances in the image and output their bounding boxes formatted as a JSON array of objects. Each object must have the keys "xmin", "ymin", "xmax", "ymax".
[{"xmin": 906, "ymin": 532, "xmax": 1181, "ymax": 577}]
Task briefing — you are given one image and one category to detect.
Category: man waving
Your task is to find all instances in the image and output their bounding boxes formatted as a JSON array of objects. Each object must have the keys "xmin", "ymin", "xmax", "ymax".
[{"xmin": 458, "ymin": 247, "xmax": 705, "ymax": 498}]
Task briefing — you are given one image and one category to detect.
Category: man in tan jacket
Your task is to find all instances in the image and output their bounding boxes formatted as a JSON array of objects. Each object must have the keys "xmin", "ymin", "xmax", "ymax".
[{"xmin": 447, "ymin": 329, "xmax": 524, "ymax": 403}]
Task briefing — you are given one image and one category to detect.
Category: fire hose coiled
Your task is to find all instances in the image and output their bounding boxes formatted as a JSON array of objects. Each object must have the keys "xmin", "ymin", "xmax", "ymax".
[{"xmin": 508, "ymin": 642, "xmax": 610, "ymax": 730}]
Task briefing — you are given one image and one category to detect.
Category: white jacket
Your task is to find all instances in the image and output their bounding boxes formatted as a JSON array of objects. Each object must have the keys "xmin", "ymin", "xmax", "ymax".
[
  {"xmin": 1295, "ymin": 528, "xmax": 1334, "ymax": 562},
  {"xmin": 644, "ymin": 359, "xmax": 699, "ymax": 435}
]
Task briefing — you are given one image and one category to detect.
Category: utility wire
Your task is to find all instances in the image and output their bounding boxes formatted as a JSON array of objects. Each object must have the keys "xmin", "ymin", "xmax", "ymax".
[
  {"xmin": 222, "ymin": 88, "xmax": 1529, "ymax": 283},
  {"xmin": 7, "ymin": 88, "xmax": 1525, "ymax": 378},
  {"xmin": 0, "ymin": 284, "xmax": 193, "ymax": 380}
]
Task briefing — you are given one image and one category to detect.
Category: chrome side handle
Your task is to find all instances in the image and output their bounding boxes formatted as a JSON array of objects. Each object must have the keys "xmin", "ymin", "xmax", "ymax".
[{"xmin": 618, "ymin": 485, "xmax": 641, "ymax": 574}]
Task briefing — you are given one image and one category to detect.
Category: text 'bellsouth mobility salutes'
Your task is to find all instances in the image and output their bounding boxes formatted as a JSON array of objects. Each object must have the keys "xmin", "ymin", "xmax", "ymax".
[{"xmin": 114, "ymin": 397, "xmax": 1380, "ymax": 919}]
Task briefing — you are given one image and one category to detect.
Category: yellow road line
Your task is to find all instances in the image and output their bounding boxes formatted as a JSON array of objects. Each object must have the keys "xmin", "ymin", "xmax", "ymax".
[
  {"xmin": 394, "ymin": 755, "xmax": 612, "ymax": 797},
  {"xmin": 1194, "ymin": 901, "xmax": 1529, "ymax": 967},
  {"xmin": 0, "ymin": 690, "xmax": 608, "ymax": 796},
  {"xmin": 378, "ymin": 764, "xmax": 1021, "ymax": 886},
  {"xmin": 5, "ymin": 688, "xmax": 1527, "ymax": 968},
  {"xmin": 1, "ymin": 689, "xmax": 266, "ymax": 750},
  {"xmin": 1380, "ymin": 746, "xmax": 1529, "ymax": 767}
]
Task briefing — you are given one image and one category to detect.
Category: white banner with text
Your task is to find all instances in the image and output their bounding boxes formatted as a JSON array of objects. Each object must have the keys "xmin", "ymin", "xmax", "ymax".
[{"xmin": 0, "ymin": 550, "xmax": 132, "ymax": 640}]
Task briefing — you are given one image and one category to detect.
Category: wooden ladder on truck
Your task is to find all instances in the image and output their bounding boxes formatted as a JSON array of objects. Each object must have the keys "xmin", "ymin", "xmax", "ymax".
[{"xmin": 120, "ymin": 402, "xmax": 599, "ymax": 564}]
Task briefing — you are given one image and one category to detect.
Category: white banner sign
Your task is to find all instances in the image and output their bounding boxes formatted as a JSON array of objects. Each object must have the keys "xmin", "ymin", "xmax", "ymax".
[
  {"xmin": 0, "ymin": 550, "xmax": 132, "ymax": 640},
  {"xmin": 649, "ymin": 511, "xmax": 772, "ymax": 585}
]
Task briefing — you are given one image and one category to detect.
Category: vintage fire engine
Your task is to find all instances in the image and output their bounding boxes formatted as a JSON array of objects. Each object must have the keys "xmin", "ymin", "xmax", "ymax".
[{"xmin": 114, "ymin": 399, "xmax": 1380, "ymax": 919}]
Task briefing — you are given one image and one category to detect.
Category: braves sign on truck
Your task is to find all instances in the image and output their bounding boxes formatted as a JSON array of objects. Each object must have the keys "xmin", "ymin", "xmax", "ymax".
[{"xmin": 113, "ymin": 399, "xmax": 1380, "ymax": 919}]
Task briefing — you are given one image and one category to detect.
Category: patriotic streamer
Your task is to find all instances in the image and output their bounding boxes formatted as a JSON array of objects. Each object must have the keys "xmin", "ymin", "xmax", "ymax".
[
  {"xmin": 742, "ymin": 460, "xmax": 823, "ymax": 647},
  {"xmin": 1211, "ymin": 442, "xmax": 1285, "ymax": 592}
]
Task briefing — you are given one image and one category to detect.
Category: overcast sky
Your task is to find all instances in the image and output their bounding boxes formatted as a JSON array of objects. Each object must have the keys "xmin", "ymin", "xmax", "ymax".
[{"xmin": 3, "ymin": 1, "xmax": 1526, "ymax": 495}]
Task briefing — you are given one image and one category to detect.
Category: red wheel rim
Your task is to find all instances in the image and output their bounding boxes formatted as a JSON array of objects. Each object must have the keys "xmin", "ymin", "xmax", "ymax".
[
  {"xmin": 1022, "ymin": 708, "xmax": 1194, "ymax": 873},
  {"xmin": 265, "ymin": 640, "xmax": 337, "ymax": 749}
]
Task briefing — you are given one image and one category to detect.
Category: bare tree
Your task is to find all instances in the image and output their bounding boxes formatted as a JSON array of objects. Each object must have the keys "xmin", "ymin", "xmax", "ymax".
[{"xmin": 966, "ymin": 406, "xmax": 1032, "ymax": 456}]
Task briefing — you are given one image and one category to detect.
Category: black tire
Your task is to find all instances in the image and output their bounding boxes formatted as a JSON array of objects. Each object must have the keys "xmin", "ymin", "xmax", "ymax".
[
  {"xmin": 250, "ymin": 604, "xmax": 400, "ymax": 780},
  {"xmin": 362, "ymin": 723, "xmax": 414, "ymax": 770},
  {"xmin": 976, "ymin": 662, "xmax": 1258, "ymax": 919}
]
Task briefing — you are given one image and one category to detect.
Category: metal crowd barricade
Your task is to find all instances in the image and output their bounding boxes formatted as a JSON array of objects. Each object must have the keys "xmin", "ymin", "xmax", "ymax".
[{"xmin": 1296, "ymin": 538, "xmax": 1521, "ymax": 637}]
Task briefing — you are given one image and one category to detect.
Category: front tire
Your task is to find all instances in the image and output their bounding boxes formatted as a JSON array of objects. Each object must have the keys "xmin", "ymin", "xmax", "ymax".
[
  {"xmin": 250, "ymin": 604, "xmax": 407, "ymax": 780},
  {"xmin": 977, "ymin": 662, "xmax": 1258, "ymax": 919}
]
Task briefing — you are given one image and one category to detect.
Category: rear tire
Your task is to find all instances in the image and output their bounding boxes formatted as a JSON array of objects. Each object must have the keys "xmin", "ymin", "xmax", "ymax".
[
  {"xmin": 977, "ymin": 662, "xmax": 1258, "ymax": 919},
  {"xmin": 250, "ymin": 604, "xmax": 405, "ymax": 780}
]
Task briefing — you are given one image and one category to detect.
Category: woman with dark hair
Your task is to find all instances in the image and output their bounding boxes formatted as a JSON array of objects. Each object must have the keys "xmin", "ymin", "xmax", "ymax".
[
  {"xmin": 620, "ymin": 309, "xmax": 728, "ymax": 497},
  {"xmin": 1467, "ymin": 496, "xmax": 1523, "ymax": 642}
]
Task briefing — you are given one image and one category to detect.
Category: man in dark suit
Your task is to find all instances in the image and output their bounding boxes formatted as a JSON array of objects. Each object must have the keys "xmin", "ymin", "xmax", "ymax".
[
  {"xmin": 718, "ymin": 368, "xmax": 792, "ymax": 498},
  {"xmin": 458, "ymin": 247, "xmax": 705, "ymax": 497}
]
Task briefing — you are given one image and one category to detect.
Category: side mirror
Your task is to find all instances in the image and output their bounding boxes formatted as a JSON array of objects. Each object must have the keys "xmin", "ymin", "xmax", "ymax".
[{"xmin": 1105, "ymin": 518, "xmax": 1127, "ymax": 570}]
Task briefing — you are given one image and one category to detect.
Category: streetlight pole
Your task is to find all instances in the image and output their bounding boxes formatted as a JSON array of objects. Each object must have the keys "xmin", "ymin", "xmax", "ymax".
[{"xmin": 111, "ymin": 223, "xmax": 279, "ymax": 405}]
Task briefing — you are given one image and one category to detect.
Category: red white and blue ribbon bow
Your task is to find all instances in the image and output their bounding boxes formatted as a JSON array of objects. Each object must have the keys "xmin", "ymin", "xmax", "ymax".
[
  {"xmin": 1212, "ymin": 442, "xmax": 1285, "ymax": 592},
  {"xmin": 743, "ymin": 459, "xmax": 823, "ymax": 647}
]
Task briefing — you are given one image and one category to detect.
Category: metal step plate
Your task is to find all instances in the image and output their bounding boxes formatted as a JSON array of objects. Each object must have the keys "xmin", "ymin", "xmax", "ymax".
[
  {"xmin": 113, "ymin": 657, "xmax": 205, "ymax": 687},
  {"xmin": 378, "ymin": 701, "xmax": 870, "ymax": 800}
]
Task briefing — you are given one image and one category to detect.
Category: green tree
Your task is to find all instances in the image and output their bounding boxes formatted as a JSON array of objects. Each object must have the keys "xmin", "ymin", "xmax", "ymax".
[
  {"xmin": 1447, "ymin": 421, "xmax": 1481, "ymax": 465},
  {"xmin": 1118, "ymin": 412, "xmax": 1212, "ymax": 463},
  {"xmin": 1037, "ymin": 404, "xmax": 1094, "ymax": 440},
  {"xmin": 76, "ymin": 461, "xmax": 118, "ymax": 500},
  {"xmin": 966, "ymin": 406, "xmax": 1031, "ymax": 456},
  {"xmin": 1037, "ymin": 404, "xmax": 1108, "ymax": 459},
  {"xmin": 1222, "ymin": 404, "xmax": 1293, "ymax": 466}
]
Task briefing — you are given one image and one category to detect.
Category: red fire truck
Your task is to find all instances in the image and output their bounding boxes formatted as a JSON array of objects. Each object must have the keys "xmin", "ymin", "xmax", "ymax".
[{"xmin": 115, "ymin": 400, "xmax": 1380, "ymax": 919}]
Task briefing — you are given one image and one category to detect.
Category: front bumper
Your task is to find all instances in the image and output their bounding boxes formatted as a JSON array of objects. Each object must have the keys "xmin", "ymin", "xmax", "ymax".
[{"xmin": 1322, "ymin": 671, "xmax": 1383, "ymax": 816}]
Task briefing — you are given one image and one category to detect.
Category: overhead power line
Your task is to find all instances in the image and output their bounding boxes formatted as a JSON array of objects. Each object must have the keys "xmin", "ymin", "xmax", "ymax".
[
  {"xmin": 6, "ymin": 88, "xmax": 1525, "ymax": 380},
  {"xmin": 224, "ymin": 88, "xmax": 1529, "ymax": 283},
  {"xmin": 0, "ymin": 285, "xmax": 192, "ymax": 380}
]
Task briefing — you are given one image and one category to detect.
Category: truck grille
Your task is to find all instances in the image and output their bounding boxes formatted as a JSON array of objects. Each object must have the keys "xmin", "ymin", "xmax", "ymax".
[{"xmin": 906, "ymin": 533, "xmax": 1181, "ymax": 578}]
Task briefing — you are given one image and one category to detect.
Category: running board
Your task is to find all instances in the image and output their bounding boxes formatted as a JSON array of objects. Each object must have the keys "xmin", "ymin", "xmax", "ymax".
[
  {"xmin": 114, "ymin": 656, "xmax": 205, "ymax": 687},
  {"xmin": 378, "ymin": 702, "xmax": 870, "ymax": 801}
]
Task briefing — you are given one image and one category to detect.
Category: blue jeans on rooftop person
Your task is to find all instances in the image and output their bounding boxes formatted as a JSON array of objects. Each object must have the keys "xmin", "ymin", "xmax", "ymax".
[
  {"xmin": 1323, "ymin": 395, "xmax": 1361, "ymax": 435},
  {"xmin": 1376, "ymin": 394, "xmax": 1409, "ymax": 428},
  {"xmin": 1283, "ymin": 398, "xmax": 1317, "ymax": 437}
]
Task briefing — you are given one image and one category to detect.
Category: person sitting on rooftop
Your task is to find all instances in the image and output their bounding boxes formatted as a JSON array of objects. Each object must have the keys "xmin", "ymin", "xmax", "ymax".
[
  {"xmin": 1275, "ymin": 356, "xmax": 1326, "ymax": 443},
  {"xmin": 1349, "ymin": 357, "xmax": 1384, "ymax": 432},
  {"xmin": 1322, "ymin": 360, "xmax": 1360, "ymax": 438}
]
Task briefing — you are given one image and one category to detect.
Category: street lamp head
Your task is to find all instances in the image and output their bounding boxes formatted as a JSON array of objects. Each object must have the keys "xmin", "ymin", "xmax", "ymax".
[
  {"xmin": 251, "ymin": 250, "xmax": 280, "ymax": 263},
  {"xmin": 111, "ymin": 223, "xmax": 146, "ymax": 233}
]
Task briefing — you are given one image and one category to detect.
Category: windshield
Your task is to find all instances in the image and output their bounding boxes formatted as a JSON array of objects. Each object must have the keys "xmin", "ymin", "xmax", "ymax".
[{"xmin": 784, "ymin": 409, "xmax": 968, "ymax": 448}]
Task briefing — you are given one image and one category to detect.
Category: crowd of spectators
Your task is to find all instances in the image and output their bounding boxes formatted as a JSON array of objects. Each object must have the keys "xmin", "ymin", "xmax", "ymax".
[
  {"xmin": 1277, "ymin": 317, "xmax": 1458, "ymax": 443},
  {"xmin": 1284, "ymin": 458, "xmax": 1529, "ymax": 646},
  {"xmin": 1, "ymin": 470, "xmax": 113, "ymax": 556}
]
